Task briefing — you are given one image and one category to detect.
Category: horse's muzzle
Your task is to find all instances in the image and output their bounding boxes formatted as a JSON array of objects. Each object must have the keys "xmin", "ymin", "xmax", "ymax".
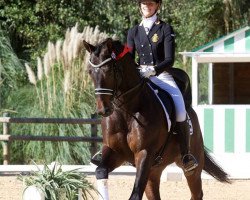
[
  {"xmin": 95, "ymin": 95, "xmax": 114, "ymax": 117},
  {"xmin": 96, "ymin": 106, "xmax": 114, "ymax": 117}
]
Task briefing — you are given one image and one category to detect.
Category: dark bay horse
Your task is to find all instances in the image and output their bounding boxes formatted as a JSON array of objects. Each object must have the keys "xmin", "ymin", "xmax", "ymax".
[{"xmin": 83, "ymin": 38, "xmax": 230, "ymax": 200}]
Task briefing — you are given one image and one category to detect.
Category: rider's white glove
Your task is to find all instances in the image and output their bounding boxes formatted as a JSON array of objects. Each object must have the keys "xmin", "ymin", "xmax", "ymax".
[{"xmin": 139, "ymin": 65, "xmax": 156, "ymax": 78}]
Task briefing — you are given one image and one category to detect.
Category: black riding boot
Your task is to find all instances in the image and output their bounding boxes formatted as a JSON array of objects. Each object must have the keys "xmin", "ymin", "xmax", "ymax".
[{"xmin": 175, "ymin": 119, "xmax": 198, "ymax": 174}]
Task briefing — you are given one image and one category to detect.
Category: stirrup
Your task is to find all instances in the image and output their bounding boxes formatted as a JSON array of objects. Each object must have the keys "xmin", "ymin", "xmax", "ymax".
[
  {"xmin": 91, "ymin": 150, "xmax": 102, "ymax": 166},
  {"xmin": 182, "ymin": 154, "xmax": 198, "ymax": 173}
]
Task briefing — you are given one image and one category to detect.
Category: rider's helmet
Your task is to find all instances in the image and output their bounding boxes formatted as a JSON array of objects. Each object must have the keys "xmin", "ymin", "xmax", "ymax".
[
  {"xmin": 137, "ymin": 0, "xmax": 162, "ymax": 14},
  {"xmin": 137, "ymin": 0, "xmax": 162, "ymax": 10}
]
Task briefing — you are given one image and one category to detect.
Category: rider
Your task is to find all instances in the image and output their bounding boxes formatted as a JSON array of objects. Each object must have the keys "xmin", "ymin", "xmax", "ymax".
[{"xmin": 127, "ymin": 0, "xmax": 198, "ymax": 173}]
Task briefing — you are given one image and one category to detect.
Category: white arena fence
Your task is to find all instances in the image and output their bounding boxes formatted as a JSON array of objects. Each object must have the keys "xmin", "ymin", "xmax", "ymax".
[
  {"xmin": 1, "ymin": 111, "xmax": 250, "ymax": 179},
  {"xmin": 0, "ymin": 164, "xmax": 218, "ymax": 181}
]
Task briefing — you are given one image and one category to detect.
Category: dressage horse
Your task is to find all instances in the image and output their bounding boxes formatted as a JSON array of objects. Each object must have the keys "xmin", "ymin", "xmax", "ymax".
[{"xmin": 83, "ymin": 38, "xmax": 230, "ymax": 200}]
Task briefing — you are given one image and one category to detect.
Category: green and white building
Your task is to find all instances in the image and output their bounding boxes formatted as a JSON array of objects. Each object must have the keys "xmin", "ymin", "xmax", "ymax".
[{"xmin": 181, "ymin": 26, "xmax": 250, "ymax": 178}]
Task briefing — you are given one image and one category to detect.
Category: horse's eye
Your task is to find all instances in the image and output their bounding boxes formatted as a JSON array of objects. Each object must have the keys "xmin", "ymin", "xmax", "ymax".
[{"xmin": 104, "ymin": 66, "xmax": 113, "ymax": 74}]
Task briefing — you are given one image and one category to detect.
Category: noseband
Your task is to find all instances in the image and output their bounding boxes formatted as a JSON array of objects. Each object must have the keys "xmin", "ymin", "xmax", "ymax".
[{"xmin": 88, "ymin": 45, "xmax": 131, "ymax": 96}]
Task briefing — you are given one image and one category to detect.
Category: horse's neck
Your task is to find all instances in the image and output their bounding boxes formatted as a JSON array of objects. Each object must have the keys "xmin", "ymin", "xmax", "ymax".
[
  {"xmin": 114, "ymin": 56, "xmax": 146, "ymax": 113},
  {"xmin": 119, "ymin": 56, "xmax": 141, "ymax": 91}
]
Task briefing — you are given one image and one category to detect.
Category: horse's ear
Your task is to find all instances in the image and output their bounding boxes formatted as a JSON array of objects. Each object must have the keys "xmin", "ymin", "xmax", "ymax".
[
  {"xmin": 106, "ymin": 38, "xmax": 113, "ymax": 52},
  {"xmin": 83, "ymin": 40, "xmax": 95, "ymax": 53}
]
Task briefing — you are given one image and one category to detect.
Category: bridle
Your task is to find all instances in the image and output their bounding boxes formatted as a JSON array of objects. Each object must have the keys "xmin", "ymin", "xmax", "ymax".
[
  {"xmin": 88, "ymin": 56, "xmax": 115, "ymax": 96},
  {"xmin": 88, "ymin": 43, "xmax": 147, "ymax": 128},
  {"xmin": 88, "ymin": 44, "xmax": 135, "ymax": 97}
]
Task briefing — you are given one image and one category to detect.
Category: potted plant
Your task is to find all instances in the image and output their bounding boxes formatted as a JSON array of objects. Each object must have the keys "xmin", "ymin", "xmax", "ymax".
[{"xmin": 19, "ymin": 162, "xmax": 97, "ymax": 200}]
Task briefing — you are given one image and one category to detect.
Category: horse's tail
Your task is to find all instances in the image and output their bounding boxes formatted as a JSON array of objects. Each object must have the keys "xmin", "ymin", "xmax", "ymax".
[{"xmin": 203, "ymin": 147, "xmax": 231, "ymax": 183}]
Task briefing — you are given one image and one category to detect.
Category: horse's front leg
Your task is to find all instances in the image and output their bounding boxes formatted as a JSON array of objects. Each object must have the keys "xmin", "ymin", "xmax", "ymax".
[
  {"xmin": 129, "ymin": 149, "xmax": 153, "ymax": 200},
  {"xmin": 95, "ymin": 145, "xmax": 124, "ymax": 200}
]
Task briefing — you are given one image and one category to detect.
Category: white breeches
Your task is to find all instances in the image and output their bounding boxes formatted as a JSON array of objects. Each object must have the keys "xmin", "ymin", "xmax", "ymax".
[{"xmin": 150, "ymin": 72, "xmax": 186, "ymax": 122}]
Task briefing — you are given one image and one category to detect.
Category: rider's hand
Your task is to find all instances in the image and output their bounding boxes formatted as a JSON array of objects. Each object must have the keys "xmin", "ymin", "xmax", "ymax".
[{"xmin": 139, "ymin": 65, "xmax": 156, "ymax": 78}]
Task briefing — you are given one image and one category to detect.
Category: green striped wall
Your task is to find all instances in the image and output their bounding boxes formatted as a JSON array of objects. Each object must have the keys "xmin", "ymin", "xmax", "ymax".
[
  {"xmin": 225, "ymin": 109, "xmax": 234, "ymax": 152},
  {"xmin": 204, "ymin": 109, "xmax": 214, "ymax": 151},
  {"xmin": 203, "ymin": 108, "xmax": 250, "ymax": 153},
  {"xmin": 246, "ymin": 30, "xmax": 250, "ymax": 52}
]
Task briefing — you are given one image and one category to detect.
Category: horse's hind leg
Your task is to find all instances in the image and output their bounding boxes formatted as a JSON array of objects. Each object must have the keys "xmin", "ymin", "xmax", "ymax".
[
  {"xmin": 185, "ymin": 172, "xmax": 203, "ymax": 200},
  {"xmin": 144, "ymin": 167, "xmax": 163, "ymax": 200}
]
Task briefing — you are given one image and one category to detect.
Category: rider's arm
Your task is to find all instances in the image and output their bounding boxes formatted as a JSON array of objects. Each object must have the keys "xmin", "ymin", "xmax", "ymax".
[
  {"xmin": 154, "ymin": 24, "xmax": 175, "ymax": 75},
  {"xmin": 127, "ymin": 27, "xmax": 136, "ymax": 59}
]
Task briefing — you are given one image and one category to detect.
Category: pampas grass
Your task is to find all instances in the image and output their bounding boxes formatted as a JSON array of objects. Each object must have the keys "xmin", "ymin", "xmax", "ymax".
[
  {"xmin": 22, "ymin": 24, "xmax": 114, "ymax": 164},
  {"xmin": 37, "ymin": 57, "xmax": 43, "ymax": 80},
  {"xmin": 25, "ymin": 24, "xmax": 115, "ymax": 115},
  {"xmin": 25, "ymin": 63, "xmax": 37, "ymax": 85},
  {"xmin": 0, "ymin": 28, "xmax": 25, "ymax": 110}
]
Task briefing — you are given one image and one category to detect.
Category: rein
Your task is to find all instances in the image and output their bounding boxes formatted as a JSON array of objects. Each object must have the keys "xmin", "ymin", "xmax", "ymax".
[{"xmin": 114, "ymin": 79, "xmax": 145, "ymax": 108}]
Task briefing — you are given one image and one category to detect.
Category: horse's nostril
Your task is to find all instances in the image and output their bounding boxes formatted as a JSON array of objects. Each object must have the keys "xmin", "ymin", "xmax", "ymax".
[
  {"xmin": 96, "ymin": 110, "xmax": 101, "ymax": 116},
  {"xmin": 104, "ymin": 107, "xmax": 112, "ymax": 116},
  {"xmin": 96, "ymin": 107, "xmax": 113, "ymax": 117}
]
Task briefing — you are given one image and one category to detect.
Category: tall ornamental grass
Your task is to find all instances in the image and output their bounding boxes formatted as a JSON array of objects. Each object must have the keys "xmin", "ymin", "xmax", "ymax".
[
  {"xmin": 0, "ymin": 27, "xmax": 25, "ymax": 110},
  {"xmin": 0, "ymin": 28, "xmax": 26, "ymax": 164},
  {"xmin": 9, "ymin": 25, "xmax": 115, "ymax": 164}
]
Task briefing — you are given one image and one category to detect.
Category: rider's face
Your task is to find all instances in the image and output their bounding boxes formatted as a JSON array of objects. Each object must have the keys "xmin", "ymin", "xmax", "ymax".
[{"xmin": 140, "ymin": 2, "xmax": 159, "ymax": 18}]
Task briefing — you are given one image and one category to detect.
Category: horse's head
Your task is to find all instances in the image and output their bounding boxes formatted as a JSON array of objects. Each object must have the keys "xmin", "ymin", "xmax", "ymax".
[{"xmin": 83, "ymin": 38, "xmax": 131, "ymax": 117}]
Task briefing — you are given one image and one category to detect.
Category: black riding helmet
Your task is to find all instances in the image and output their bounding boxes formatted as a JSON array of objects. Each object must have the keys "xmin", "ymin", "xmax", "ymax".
[{"xmin": 137, "ymin": 0, "xmax": 162, "ymax": 15}]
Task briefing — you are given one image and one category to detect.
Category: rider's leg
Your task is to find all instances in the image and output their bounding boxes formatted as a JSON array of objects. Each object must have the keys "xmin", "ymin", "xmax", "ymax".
[
  {"xmin": 175, "ymin": 119, "xmax": 198, "ymax": 173},
  {"xmin": 150, "ymin": 72, "xmax": 198, "ymax": 173}
]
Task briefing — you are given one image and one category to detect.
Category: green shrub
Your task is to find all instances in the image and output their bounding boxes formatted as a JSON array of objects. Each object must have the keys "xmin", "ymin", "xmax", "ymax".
[{"xmin": 19, "ymin": 162, "xmax": 98, "ymax": 200}]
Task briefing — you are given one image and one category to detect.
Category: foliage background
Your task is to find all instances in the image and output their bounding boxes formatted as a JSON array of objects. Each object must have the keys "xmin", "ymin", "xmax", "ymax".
[{"xmin": 0, "ymin": 0, "xmax": 250, "ymax": 164}]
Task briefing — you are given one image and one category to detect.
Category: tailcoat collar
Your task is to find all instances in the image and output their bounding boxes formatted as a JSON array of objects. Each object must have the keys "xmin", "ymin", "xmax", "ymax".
[{"xmin": 139, "ymin": 18, "xmax": 162, "ymax": 38}]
